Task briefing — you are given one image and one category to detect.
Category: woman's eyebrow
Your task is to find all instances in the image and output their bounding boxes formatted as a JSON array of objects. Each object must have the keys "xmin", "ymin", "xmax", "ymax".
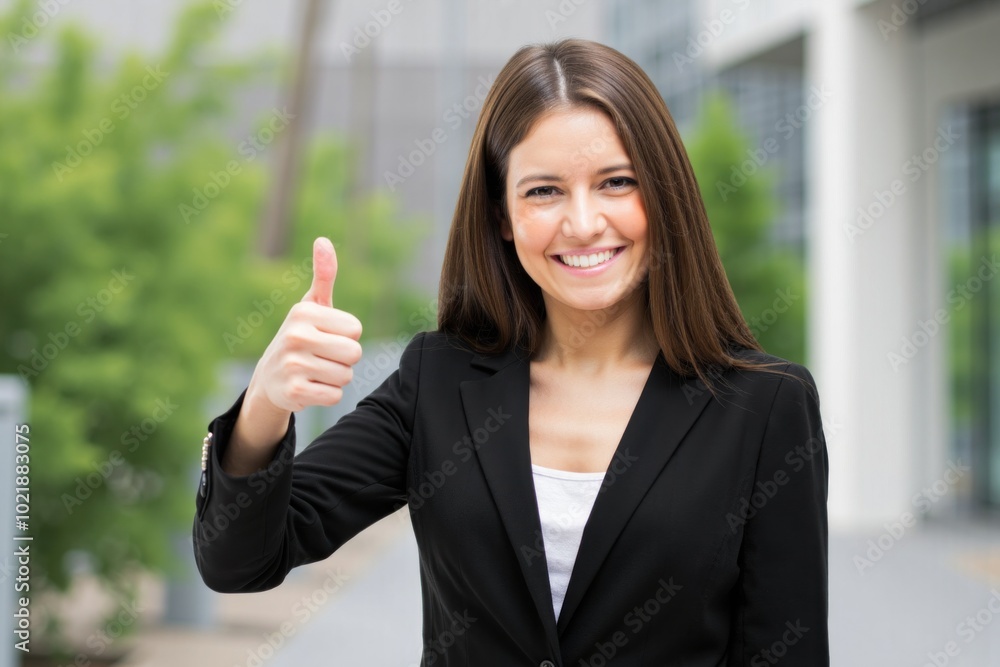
[
  {"xmin": 515, "ymin": 173, "xmax": 560, "ymax": 188},
  {"xmin": 594, "ymin": 163, "xmax": 634, "ymax": 175},
  {"xmin": 514, "ymin": 163, "xmax": 635, "ymax": 189}
]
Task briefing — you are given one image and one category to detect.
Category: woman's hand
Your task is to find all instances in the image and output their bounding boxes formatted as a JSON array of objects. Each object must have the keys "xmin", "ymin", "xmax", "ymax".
[
  {"xmin": 247, "ymin": 236, "xmax": 363, "ymax": 413},
  {"xmin": 223, "ymin": 237, "xmax": 363, "ymax": 475}
]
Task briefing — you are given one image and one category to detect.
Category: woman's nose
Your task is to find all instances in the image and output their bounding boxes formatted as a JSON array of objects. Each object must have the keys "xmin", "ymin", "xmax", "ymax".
[{"xmin": 561, "ymin": 192, "xmax": 606, "ymax": 239}]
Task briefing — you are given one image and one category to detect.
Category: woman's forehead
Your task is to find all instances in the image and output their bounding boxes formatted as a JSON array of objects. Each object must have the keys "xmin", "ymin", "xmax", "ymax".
[{"xmin": 507, "ymin": 109, "xmax": 631, "ymax": 177}]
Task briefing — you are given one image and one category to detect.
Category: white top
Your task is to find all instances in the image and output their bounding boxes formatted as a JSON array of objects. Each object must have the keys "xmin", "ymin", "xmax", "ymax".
[{"xmin": 530, "ymin": 463, "xmax": 606, "ymax": 621}]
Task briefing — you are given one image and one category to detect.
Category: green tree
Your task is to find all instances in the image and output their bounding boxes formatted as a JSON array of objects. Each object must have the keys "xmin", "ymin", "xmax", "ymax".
[
  {"xmin": 685, "ymin": 90, "xmax": 806, "ymax": 364},
  {"xmin": 0, "ymin": 0, "xmax": 428, "ymax": 654},
  {"xmin": 946, "ymin": 226, "xmax": 1000, "ymax": 431}
]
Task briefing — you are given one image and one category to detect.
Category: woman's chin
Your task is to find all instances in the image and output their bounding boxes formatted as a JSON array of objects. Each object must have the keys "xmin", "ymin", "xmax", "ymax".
[{"xmin": 545, "ymin": 292, "xmax": 635, "ymax": 315}]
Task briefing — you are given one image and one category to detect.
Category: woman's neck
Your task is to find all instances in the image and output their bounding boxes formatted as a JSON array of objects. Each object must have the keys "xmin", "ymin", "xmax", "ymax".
[{"xmin": 533, "ymin": 290, "xmax": 659, "ymax": 373}]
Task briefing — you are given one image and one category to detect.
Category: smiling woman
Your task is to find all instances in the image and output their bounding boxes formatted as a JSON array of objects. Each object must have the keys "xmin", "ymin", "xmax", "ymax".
[
  {"xmin": 193, "ymin": 38, "xmax": 829, "ymax": 667},
  {"xmin": 501, "ymin": 107, "xmax": 649, "ymax": 312},
  {"xmin": 437, "ymin": 40, "xmax": 801, "ymax": 393}
]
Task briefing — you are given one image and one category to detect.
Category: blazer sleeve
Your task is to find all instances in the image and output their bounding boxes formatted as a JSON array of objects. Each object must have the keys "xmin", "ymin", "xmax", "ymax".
[
  {"xmin": 727, "ymin": 362, "xmax": 830, "ymax": 666},
  {"xmin": 191, "ymin": 330, "xmax": 426, "ymax": 593}
]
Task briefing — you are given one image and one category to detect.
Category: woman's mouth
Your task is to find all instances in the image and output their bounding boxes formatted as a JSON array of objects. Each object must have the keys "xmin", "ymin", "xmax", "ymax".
[{"xmin": 553, "ymin": 246, "xmax": 625, "ymax": 272}]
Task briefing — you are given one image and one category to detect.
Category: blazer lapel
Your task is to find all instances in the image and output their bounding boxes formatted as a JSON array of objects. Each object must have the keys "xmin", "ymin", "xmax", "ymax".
[
  {"xmin": 555, "ymin": 353, "xmax": 714, "ymax": 634},
  {"xmin": 460, "ymin": 346, "xmax": 562, "ymax": 655},
  {"xmin": 458, "ymin": 344, "xmax": 715, "ymax": 650}
]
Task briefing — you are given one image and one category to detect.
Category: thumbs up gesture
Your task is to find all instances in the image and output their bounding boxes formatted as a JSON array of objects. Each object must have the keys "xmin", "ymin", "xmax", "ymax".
[{"xmin": 244, "ymin": 237, "xmax": 364, "ymax": 415}]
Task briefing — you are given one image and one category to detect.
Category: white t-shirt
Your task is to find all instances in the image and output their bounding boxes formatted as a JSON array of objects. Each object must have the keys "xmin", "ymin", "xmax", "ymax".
[{"xmin": 530, "ymin": 463, "xmax": 606, "ymax": 621}]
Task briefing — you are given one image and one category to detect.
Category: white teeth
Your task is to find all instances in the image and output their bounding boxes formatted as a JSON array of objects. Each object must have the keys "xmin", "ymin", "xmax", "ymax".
[{"xmin": 559, "ymin": 248, "xmax": 619, "ymax": 268}]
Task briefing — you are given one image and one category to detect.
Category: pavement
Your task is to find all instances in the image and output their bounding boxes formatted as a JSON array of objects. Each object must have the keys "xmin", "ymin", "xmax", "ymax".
[
  {"xmin": 108, "ymin": 508, "xmax": 419, "ymax": 667},
  {"xmin": 829, "ymin": 517, "xmax": 999, "ymax": 666},
  {"xmin": 40, "ymin": 512, "xmax": 1000, "ymax": 667}
]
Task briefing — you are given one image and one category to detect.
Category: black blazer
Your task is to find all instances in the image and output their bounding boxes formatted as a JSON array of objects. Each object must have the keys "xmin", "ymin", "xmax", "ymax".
[{"xmin": 192, "ymin": 330, "xmax": 829, "ymax": 666}]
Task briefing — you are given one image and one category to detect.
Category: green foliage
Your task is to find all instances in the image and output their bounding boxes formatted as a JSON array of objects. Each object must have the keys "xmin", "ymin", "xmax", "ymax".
[
  {"xmin": 285, "ymin": 140, "xmax": 431, "ymax": 341},
  {"xmin": 0, "ymin": 0, "xmax": 429, "ymax": 650},
  {"xmin": 685, "ymin": 90, "xmax": 806, "ymax": 363},
  {"xmin": 946, "ymin": 226, "xmax": 1000, "ymax": 426}
]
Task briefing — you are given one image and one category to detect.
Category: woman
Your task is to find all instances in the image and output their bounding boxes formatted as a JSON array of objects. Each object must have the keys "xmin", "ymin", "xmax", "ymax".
[{"xmin": 193, "ymin": 39, "xmax": 829, "ymax": 666}]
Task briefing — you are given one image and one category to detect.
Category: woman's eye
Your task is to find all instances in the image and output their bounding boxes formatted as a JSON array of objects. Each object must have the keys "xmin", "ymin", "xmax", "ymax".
[
  {"xmin": 526, "ymin": 186, "xmax": 557, "ymax": 198},
  {"xmin": 606, "ymin": 177, "xmax": 637, "ymax": 190}
]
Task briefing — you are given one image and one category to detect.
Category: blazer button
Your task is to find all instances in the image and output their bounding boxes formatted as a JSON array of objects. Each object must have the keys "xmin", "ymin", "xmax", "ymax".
[{"xmin": 539, "ymin": 661, "xmax": 556, "ymax": 667}]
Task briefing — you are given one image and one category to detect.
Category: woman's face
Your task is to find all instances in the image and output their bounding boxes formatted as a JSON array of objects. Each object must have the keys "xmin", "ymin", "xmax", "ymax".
[{"xmin": 501, "ymin": 106, "xmax": 649, "ymax": 315}]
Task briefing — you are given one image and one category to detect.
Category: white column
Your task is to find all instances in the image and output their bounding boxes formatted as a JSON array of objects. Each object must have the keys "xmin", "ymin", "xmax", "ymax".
[{"xmin": 806, "ymin": 0, "xmax": 922, "ymax": 529}]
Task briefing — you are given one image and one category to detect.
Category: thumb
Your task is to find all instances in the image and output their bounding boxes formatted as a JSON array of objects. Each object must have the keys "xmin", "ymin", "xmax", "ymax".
[{"xmin": 301, "ymin": 237, "xmax": 337, "ymax": 307}]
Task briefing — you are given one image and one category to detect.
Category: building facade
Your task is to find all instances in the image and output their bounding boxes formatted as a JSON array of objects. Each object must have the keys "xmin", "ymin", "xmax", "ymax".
[{"xmin": 614, "ymin": 0, "xmax": 1000, "ymax": 529}]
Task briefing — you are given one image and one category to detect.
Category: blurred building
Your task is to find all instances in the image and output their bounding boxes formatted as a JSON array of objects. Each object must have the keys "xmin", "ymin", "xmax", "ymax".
[
  {"xmin": 1, "ymin": 0, "xmax": 606, "ymax": 295},
  {"xmin": 609, "ymin": 0, "xmax": 807, "ymax": 249},
  {"xmin": 613, "ymin": 0, "xmax": 1000, "ymax": 529},
  {"xmin": 10, "ymin": 0, "xmax": 998, "ymax": 530}
]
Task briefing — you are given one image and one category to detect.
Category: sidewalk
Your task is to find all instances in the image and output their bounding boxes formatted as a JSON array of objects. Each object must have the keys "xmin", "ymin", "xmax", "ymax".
[
  {"xmin": 115, "ymin": 508, "xmax": 417, "ymax": 667},
  {"xmin": 830, "ymin": 517, "xmax": 999, "ymax": 666},
  {"xmin": 264, "ymin": 524, "xmax": 423, "ymax": 667}
]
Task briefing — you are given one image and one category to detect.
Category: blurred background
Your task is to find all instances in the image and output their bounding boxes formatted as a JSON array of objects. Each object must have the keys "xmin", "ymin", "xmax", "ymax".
[{"xmin": 0, "ymin": 0, "xmax": 997, "ymax": 665}]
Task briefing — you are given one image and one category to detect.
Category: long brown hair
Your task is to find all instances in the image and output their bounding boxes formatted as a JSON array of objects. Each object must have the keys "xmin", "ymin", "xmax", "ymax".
[{"xmin": 437, "ymin": 38, "xmax": 802, "ymax": 397}]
